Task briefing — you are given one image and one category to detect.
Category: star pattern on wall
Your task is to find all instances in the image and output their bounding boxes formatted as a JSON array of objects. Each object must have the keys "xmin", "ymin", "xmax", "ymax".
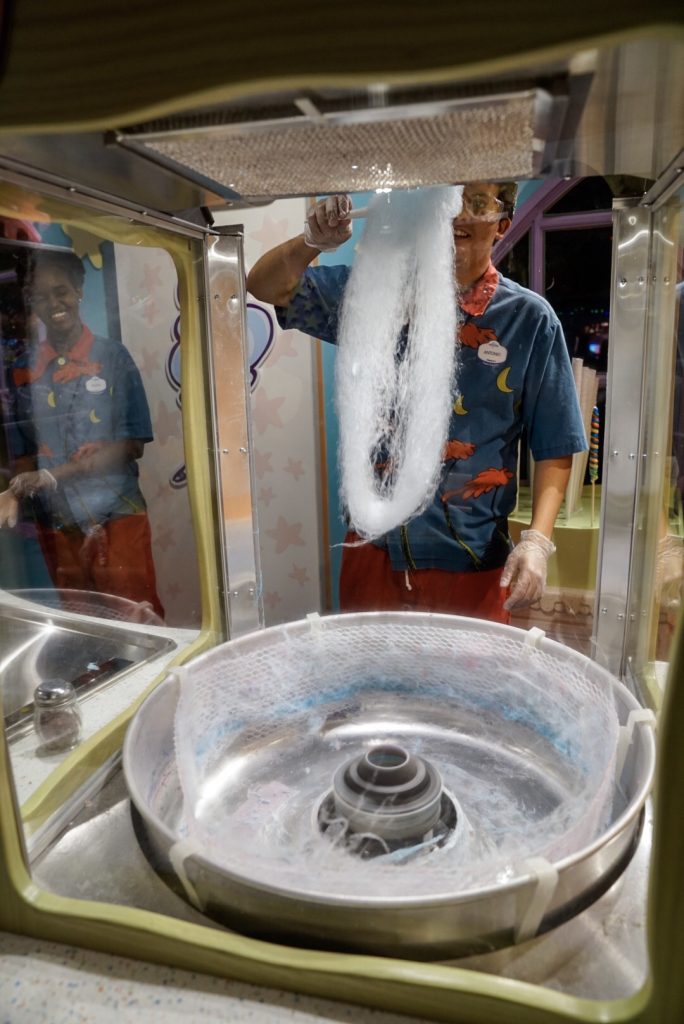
[
  {"xmin": 252, "ymin": 388, "xmax": 286, "ymax": 433},
  {"xmin": 254, "ymin": 450, "xmax": 273, "ymax": 478},
  {"xmin": 264, "ymin": 591, "xmax": 282, "ymax": 610},
  {"xmin": 154, "ymin": 524, "xmax": 176, "ymax": 553},
  {"xmin": 249, "ymin": 214, "xmax": 291, "ymax": 254},
  {"xmin": 258, "ymin": 485, "xmax": 275, "ymax": 506},
  {"xmin": 140, "ymin": 348, "xmax": 162, "ymax": 375},
  {"xmin": 284, "ymin": 458, "xmax": 305, "ymax": 481},
  {"xmin": 288, "ymin": 563, "xmax": 310, "ymax": 586},
  {"xmin": 269, "ymin": 330, "xmax": 300, "ymax": 362},
  {"xmin": 153, "ymin": 400, "xmax": 179, "ymax": 446},
  {"xmin": 140, "ymin": 264, "xmax": 163, "ymax": 292},
  {"xmin": 265, "ymin": 516, "xmax": 306, "ymax": 554}
]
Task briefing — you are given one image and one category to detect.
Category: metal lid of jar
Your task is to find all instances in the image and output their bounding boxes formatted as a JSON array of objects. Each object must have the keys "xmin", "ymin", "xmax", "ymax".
[{"xmin": 33, "ymin": 679, "xmax": 77, "ymax": 706}]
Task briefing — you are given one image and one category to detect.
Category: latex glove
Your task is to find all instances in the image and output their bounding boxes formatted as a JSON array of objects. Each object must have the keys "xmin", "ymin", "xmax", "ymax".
[
  {"xmin": 304, "ymin": 194, "xmax": 353, "ymax": 251},
  {"xmin": 0, "ymin": 489, "xmax": 19, "ymax": 528},
  {"xmin": 500, "ymin": 528, "xmax": 556, "ymax": 611},
  {"xmin": 9, "ymin": 468, "xmax": 58, "ymax": 498},
  {"xmin": 655, "ymin": 534, "xmax": 683, "ymax": 609}
]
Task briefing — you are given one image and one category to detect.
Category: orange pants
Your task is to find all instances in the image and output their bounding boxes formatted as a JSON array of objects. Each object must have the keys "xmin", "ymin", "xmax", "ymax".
[
  {"xmin": 37, "ymin": 513, "xmax": 164, "ymax": 619},
  {"xmin": 339, "ymin": 531, "xmax": 510, "ymax": 624}
]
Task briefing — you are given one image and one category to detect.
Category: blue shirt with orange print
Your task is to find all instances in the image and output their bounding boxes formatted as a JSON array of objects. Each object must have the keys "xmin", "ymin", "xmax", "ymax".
[
  {"xmin": 276, "ymin": 262, "xmax": 587, "ymax": 572},
  {"xmin": 7, "ymin": 326, "xmax": 153, "ymax": 532}
]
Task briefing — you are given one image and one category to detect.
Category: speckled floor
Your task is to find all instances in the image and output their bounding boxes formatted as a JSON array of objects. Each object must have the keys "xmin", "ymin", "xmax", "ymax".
[{"xmin": 0, "ymin": 932, "xmax": 431, "ymax": 1024}]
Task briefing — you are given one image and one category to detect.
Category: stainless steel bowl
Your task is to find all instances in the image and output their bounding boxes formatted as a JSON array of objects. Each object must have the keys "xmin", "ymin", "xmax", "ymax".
[{"xmin": 123, "ymin": 612, "xmax": 655, "ymax": 959}]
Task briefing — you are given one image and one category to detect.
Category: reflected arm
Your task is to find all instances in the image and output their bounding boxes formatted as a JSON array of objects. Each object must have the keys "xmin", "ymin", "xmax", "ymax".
[{"xmin": 52, "ymin": 439, "xmax": 145, "ymax": 483}]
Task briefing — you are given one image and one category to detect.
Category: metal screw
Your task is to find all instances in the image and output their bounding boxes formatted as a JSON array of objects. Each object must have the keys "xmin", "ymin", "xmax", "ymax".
[
  {"xmin": 601, "ymin": 607, "xmax": 608, "ymax": 615},
  {"xmin": 617, "ymin": 613, "xmax": 625, "ymax": 620},
  {"xmin": 221, "ymin": 448, "xmax": 229, "ymax": 454},
  {"xmin": 239, "ymin": 446, "xmax": 248, "ymax": 454}
]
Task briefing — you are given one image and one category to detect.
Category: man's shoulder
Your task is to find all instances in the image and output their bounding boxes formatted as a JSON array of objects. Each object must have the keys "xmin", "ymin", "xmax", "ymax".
[{"xmin": 494, "ymin": 273, "xmax": 559, "ymax": 324}]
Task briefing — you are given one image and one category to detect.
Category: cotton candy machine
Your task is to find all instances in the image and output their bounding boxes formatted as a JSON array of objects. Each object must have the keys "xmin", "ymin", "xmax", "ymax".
[{"xmin": 123, "ymin": 612, "xmax": 655, "ymax": 959}]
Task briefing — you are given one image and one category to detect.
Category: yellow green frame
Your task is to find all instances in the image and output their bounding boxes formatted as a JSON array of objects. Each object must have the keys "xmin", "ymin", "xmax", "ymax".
[{"xmin": 0, "ymin": 4, "xmax": 683, "ymax": 1020}]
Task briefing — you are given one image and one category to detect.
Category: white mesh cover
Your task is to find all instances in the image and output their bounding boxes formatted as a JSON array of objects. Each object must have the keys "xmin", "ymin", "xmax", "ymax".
[{"xmin": 172, "ymin": 614, "xmax": 622, "ymax": 899}]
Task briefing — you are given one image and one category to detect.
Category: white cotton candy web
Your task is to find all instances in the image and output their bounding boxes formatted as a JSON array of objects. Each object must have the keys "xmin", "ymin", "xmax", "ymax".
[
  {"xmin": 170, "ymin": 615, "xmax": 625, "ymax": 901},
  {"xmin": 335, "ymin": 185, "xmax": 463, "ymax": 540}
]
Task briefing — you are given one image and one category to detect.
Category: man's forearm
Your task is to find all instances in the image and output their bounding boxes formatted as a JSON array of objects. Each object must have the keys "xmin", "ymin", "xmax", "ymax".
[
  {"xmin": 246, "ymin": 235, "xmax": 318, "ymax": 307},
  {"xmin": 52, "ymin": 439, "xmax": 145, "ymax": 483},
  {"xmin": 529, "ymin": 456, "xmax": 573, "ymax": 538}
]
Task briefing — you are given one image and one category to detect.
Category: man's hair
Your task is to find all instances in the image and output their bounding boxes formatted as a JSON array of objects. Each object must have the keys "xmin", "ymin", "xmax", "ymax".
[
  {"xmin": 23, "ymin": 250, "xmax": 86, "ymax": 291},
  {"xmin": 496, "ymin": 182, "xmax": 518, "ymax": 220}
]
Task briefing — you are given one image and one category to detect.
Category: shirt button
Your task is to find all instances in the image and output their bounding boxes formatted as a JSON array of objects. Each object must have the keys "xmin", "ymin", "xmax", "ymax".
[{"xmin": 57, "ymin": 357, "xmax": 66, "ymax": 365}]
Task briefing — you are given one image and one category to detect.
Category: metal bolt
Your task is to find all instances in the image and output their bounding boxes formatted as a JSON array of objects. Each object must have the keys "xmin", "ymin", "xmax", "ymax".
[
  {"xmin": 629, "ymin": 452, "xmax": 636, "ymax": 459},
  {"xmin": 221, "ymin": 448, "xmax": 230, "ymax": 454},
  {"xmin": 617, "ymin": 613, "xmax": 625, "ymax": 620},
  {"xmin": 239, "ymin": 446, "xmax": 248, "ymax": 454},
  {"xmin": 601, "ymin": 607, "xmax": 608, "ymax": 615},
  {"xmin": 612, "ymin": 450, "xmax": 619, "ymax": 457}
]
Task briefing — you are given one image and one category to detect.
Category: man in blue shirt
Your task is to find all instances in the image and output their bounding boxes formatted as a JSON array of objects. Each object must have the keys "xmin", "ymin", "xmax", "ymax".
[
  {"xmin": 247, "ymin": 183, "xmax": 587, "ymax": 622},
  {"xmin": 0, "ymin": 250, "xmax": 164, "ymax": 620}
]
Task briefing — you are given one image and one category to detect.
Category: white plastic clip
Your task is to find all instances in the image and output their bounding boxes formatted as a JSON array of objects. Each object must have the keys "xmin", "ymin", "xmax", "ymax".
[
  {"xmin": 167, "ymin": 666, "xmax": 188, "ymax": 690},
  {"xmin": 615, "ymin": 708, "xmax": 656, "ymax": 779},
  {"xmin": 523, "ymin": 627, "xmax": 546, "ymax": 649},
  {"xmin": 168, "ymin": 837, "xmax": 204, "ymax": 910},
  {"xmin": 307, "ymin": 612, "xmax": 322, "ymax": 634},
  {"xmin": 515, "ymin": 856, "xmax": 559, "ymax": 944}
]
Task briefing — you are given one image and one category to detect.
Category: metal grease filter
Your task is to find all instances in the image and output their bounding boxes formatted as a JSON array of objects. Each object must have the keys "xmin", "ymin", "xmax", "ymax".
[{"xmin": 132, "ymin": 93, "xmax": 538, "ymax": 195}]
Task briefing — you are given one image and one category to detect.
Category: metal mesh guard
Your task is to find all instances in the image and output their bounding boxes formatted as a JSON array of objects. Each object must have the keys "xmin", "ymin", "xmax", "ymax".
[{"xmin": 140, "ymin": 93, "xmax": 538, "ymax": 196}]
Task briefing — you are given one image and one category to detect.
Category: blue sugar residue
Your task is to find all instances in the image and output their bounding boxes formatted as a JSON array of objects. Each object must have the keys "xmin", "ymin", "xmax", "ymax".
[{"xmin": 189, "ymin": 673, "xmax": 581, "ymax": 765}]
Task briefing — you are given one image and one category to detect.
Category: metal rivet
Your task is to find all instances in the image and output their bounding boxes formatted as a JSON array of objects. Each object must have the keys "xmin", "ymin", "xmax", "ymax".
[
  {"xmin": 239, "ymin": 446, "xmax": 248, "ymax": 454},
  {"xmin": 601, "ymin": 607, "xmax": 608, "ymax": 615},
  {"xmin": 617, "ymin": 613, "xmax": 625, "ymax": 620}
]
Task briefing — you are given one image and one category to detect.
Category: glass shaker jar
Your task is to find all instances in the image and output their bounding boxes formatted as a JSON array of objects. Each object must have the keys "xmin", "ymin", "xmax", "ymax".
[{"xmin": 33, "ymin": 679, "xmax": 83, "ymax": 752}]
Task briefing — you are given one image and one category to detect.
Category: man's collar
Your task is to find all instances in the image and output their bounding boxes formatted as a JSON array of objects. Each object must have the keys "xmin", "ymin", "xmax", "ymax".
[{"xmin": 459, "ymin": 262, "xmax": 499, "ymax": 317}]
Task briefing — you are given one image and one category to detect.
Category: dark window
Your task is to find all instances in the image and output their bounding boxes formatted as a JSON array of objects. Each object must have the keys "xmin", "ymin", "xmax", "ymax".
[
  {"xmin": 497, "ymin": 235, "xmax": 529, "ymax": 288},
  {"xmin": 547, "ymin": 178, "xmax": 615, "ymax": 214}
]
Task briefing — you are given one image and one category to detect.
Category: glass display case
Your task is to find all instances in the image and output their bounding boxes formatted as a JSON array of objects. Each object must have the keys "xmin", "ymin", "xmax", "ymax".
[{"xmin": 624, "ymin": 186, "xmax": 684, "ymax": 706}]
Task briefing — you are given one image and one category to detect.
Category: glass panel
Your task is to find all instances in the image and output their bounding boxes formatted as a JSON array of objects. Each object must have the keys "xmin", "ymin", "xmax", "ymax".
[
  {"xmin": 0, "ymin": 180, "xmax": 206, "ymax": 789},
  {"xmin": 625, "ymin": 187, "xmax": 684, "ymax": 705},
  {"xmin": 509, "ymin": 220, "xmax": 612, "ymax": 654}
]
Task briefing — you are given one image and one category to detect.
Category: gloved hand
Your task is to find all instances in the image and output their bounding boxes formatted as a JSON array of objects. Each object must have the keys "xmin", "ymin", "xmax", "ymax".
[
  {"xmin": 0, "ymin": 490, "xmax": 19, "ymax": 528},
  {"xmin": 500, "ymin": 528, "xmax": 556, "ymax": 611},
  {"xmin": 304, "ymin": 194, "xmax": 353, "ymax": 251},
  {"xmin": 655, "ymin": 533, "xmax": 683, "ymax": 609},
  {"xmin": 9, "ymin": 468, "xmax": 58, "ymax": 498}
]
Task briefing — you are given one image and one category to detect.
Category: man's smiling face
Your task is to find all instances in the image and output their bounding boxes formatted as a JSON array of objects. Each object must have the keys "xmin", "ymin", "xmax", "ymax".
[{"xmin": 453, "ymin": 183, "xmax": 511, "ymax": 289}]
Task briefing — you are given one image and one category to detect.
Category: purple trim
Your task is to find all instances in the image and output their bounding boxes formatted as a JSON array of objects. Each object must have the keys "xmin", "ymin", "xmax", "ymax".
[
  {"xmin": 493, "ymin": 179, "xmax": 575, "ymax": 262},
  {"xmin": 531, "ymin": 220, "xmax": 544, "ymax": 295},
  {"xmin": 540, "ymin": 211, "xmax": 613, "ymax": 231}
]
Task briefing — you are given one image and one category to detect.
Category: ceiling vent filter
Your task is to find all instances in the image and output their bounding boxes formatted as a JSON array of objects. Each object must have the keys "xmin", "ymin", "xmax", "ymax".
[{"xmin": 115, "ymin": 86, "xmax": 554, "ymax": 197}]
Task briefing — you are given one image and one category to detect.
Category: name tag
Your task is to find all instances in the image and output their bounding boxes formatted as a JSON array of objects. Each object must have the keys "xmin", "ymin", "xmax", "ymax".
[
  {"xmin": 86, "ymin": 376, "xmax": 107, "ymax": 394},
  {"xmin": 477, "ymin": 341, "xmax": 508, "ymax": 365}
]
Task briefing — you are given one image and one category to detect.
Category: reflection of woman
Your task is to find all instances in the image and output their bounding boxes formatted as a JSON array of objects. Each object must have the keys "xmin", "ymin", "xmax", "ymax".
[{"xmin": 0, "ymin": 250, "xmax": 164, "ymax": 620}]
